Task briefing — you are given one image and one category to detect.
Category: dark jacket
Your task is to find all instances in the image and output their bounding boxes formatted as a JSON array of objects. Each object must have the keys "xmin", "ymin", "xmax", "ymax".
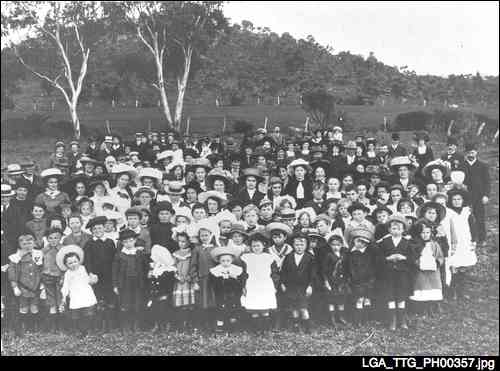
[
  {"xmin": 280, "ymin": 252, "xmax": 316, "ymax": 291},
  {"xmin": 284, "ymin": 178, "xmax": 313, "ymax": 208},
  {"xmin": 149, "ymin": 222, "xmax": 176, "ymax": 253},
  {"xmin": 112, "ymin": 250, "xmax": 149, "ymax": 291},
  {"xmin": 464, "ymin": 159, "xmax": 490, "ymax": 201},
  {"xmin": 83, "ymin": 238, "xmax": 116, "ymax": 299},
  {"xmin": 236, "ymin": 189, "xmax": 266, "ymax": 207}
]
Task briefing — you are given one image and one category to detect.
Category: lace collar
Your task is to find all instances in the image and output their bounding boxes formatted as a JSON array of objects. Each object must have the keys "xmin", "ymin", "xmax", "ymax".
[{"xmin": 209, "ymin": 264, "xmax": 243, "ymax": 278}]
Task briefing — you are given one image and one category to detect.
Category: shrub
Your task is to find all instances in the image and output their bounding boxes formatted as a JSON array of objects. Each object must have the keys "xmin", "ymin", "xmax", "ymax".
[
  {"xmin": 392, "ymin": 111, "xmax": 433, "ymax": 131},
  {"xmin": 232, "ymin": 120, "xmax": 254, "ymax": 135}
]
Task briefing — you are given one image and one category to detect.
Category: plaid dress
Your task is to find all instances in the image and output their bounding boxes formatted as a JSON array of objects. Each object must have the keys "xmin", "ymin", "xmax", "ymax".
[{"xmin": 172, "ymin": 249, "xmax": 195, "ymax": 307}]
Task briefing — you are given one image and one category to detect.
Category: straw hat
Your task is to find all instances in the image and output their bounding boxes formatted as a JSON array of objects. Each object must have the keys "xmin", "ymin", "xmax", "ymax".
[
  {"xmin": 288, "ymin": 158, "xmax": 311, "ymax": 172},
  {"xmin": 56, "ymin": 245, "xmax": 84, "ymax": 271},
  {"xmin": 151, "ymin": 244, "xmax": 175, "ymax": 267},
  {"xmin": 214, "ymin": 209, "xmax": 237, "ymax": 225},
  {"xmin": 229, "ymin": 223, "xmax": 249, "ymax": 237},
  {"xmin": 111, "ymin": 163, "xmax": 138, "ymax": 178},
  {"xmin": 206, "ymin": 168, "xmax": 232, "ymax": 189},
  {"xmin": 387, "ymin": 213, "xmax": 409, "ymax": 230},
  {"xmin": 447, "ymin": 187, "xmax": 471, "ymax": 206},
  {"xmin": 390, "ymin": 156, "xmax": 415, "ymax": 172},
  {"xmin": 1, "ymin": 184, "xmax": 16, "ymax": 197},
  {"xmin": 266, "ymin": 222, "xmax": 292, "ymax": 237},
  {"xmin": 138, "ymin": 168, "xmax": 163, "ymax": 182},
  {"xmin": 198, "ymin": 190, "xmax": 228, "ymax": 205},
  {"xmin": 157, "ymin": 150, "xmax": 175, "ymax": 162},
  {"xmin": 118, "ymin": 229, "xmax": 139, "ymax": 241},
  {"xmin": 239, "ymin": 167, "xmax": 264, "ymax": 183},
  {"xmin": 349, "ymin": 228, "xmax": 374, "ymax": 244},
  {"xmin": 295, "ymin": 207, "xmax": 317, "ymax": 223},
  {"xmin": 166, "ymin": 181, "xmax": 185, "ymax": 195},
  {"xmin": 422, "ymin": 159, "xmax": 450, "ymax": 179},
  {"xmin": 6, "ymin": 164, "xmax": 25, "ymax": 176},
  {"xmin": 210, "ymin": 245, "xmax": 241, "ymax": 261},
  {"xmin": 416, "ymin": 202, "xmax": 446, "ymax": 224},
  {"xmin": 134, "ymin": 187, "xmax": 156, "ymax": 199}
]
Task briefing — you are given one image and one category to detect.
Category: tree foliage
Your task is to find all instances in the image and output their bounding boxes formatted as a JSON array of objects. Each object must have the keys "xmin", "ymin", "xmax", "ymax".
[{"xmin": 301, "ymin": 89, "xmax": 337, "ymax": 129}]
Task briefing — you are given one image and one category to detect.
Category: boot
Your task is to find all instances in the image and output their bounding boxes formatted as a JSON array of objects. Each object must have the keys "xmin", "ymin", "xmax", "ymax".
[
  {"xmin": 15, "ymin": 313, "xmax": 27, "ymax": 338},
  {"xmin": 46, "ymin": 313, "xmax": 57, "ymax": 334},
  {"xmin": 388, "ymin": 309, "xmax": 397, "ymax": 331},
  {"xmin": 291, "ymin": 317, "xmax": 300, "ymax": 333},
  {"xmin": 336, "ymin": 310, "xmax": 348, "ymax": 325},
  {"xmin": 353, "ymin": 308, "xmax": 363, "ymax": 327},
  {"xmin": 302, "ymin": 318, "xmax": 312, "ymax": 334},
  {"xmin": 329, "ymin": 311, "xmax": 337, "ymax": 327},
  {"xmin": 273, "ymin": 312, "xmax": 283, "ymax": 332},
  {"xmin": 28, "ymin": 313, "xmax": 39, "ymax": 333},
  {"xmin": 398, "ymin": 308, "xmax": 409, "ymax": 330}
]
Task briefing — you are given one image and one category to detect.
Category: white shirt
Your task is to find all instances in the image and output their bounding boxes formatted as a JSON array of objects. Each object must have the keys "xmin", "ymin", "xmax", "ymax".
[
  {"xmin": 294, "ymin": 253, "xmax": 304, "ymax": 266},
  {"xmin": 247, "ymin": 188, "xmax": 256, "ymax": 199},
  {"xmin": 296, "ymin": 182, "xmax": 304, "ymax": 199},
  {"xmin": 391, "ymin": 236, "xmax": 402, "ymax": 247}
]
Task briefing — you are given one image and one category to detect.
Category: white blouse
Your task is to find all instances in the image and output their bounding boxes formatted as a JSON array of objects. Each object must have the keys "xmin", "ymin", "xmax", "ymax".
[{"xmin": 61, "ymin": 266, "xmax": 98, "ymax": 310}]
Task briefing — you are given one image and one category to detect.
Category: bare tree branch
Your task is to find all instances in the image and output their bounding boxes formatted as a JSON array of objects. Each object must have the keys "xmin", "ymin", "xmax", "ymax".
[
  {"xmin": 137, "ymin": 25, "xmax": 156, "ymax": 55},
  {"xmin": 73, "ymin": 23, "xmax": 85, "ymax": 56}
]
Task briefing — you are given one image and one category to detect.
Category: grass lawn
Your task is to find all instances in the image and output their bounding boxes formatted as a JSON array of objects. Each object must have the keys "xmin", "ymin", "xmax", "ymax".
[{"xmin": 1, "ymin": 105, "xmax": 498, "ymax": 356}]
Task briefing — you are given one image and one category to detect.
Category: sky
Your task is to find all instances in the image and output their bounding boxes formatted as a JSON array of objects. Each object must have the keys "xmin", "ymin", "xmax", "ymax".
[{"xmin": 224, "ymin": 1, "xmax": 499, "ymax": 77}]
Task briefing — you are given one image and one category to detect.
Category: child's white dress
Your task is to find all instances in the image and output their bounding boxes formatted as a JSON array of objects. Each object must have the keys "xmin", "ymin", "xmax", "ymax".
[
  {"xmin": 241, "ymin": 253, "xmax": 277, "ymax": 311},
  {"xmin": 448, "ymin": 207, "xmax": 477, "ymax": 268},
  {"xmin": 61, "ymin": 266, "xmax": 98, "ymax": 310}
]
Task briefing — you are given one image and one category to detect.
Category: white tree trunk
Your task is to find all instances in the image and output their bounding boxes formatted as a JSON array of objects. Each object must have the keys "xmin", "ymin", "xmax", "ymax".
[
  {"xmin": 69, "ymin": 103, "xmax": 81, "ymax": 140},
  {"xmin": 174, "ymin": 47, "xmax": 193, "ymax": 132}
]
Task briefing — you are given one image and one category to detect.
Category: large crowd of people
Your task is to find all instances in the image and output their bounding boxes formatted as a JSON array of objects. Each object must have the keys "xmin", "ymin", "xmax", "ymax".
[{"xmin": 0, "ymin": 125, "xmax": 491, "ymax": 339}]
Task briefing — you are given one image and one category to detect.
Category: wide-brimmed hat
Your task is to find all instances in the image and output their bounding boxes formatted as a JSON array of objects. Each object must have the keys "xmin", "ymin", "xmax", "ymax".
[
  {"xmin": 111, "ymin": 163, "xmax": 138, "ymax": 179},
  {"xmin": 296, "ymin": 207, "xmax": 317, "ymax": 223},
  {"xmin": 125, "ymin": 207, "xmax": 143, "ymax": 218},
  {"xmin": 186, "ymin": 158, "xmax": 212, "ymax": 172},
  {"xmin": 326, "ymin": 232, "xmax": 344, "ymax": 244},
  {"xmin": 56, "ymin": 245, "xmax": 84, "ymax": 271},
  {"xmin": 79, "ymin": 156, "xmax": 100, "ymax": 166},
  {"xmin": 269, "ymin": 176, "xmax": 283, "ymax": 185},
  {"xmin": 154, "ymin": 201, "xmax": 174, "ymax": 215},
  {"xmin": 1, "ymin": 184, "xmax": 16, "ymax": 197},
  {"xmin": 259, "ymin": 197, "xmax": 273, "ymax": 208},
  {"xmin": 40, "ymin": 168, "xmax": 64, "ymax": 181},
  {"xmin": 390, "ymin": 156, "xmax": 415, "ymax": 172},
  {"xmin": 157, "ymin": 150, "xmax": 175, "ymax": 162},
  {"xmin": 118, "ymin": 229, "xmax": 139, "ymax": 241},
  {"xmin": 239, "ymin": 167, "xmax": 264, "ymax": 183},
  {"xmin": 416, "ymin": 202, "xmax": 446, "ymax": 224},
  {"xmin": 214, "ymin": 210, "xmax": 237, "ymax": 225},
  {"xmin": 210, "ymin": 245, "xmax": 241, "ymax": 261},
  {"xmin": 206, "ymin": 168, "xmax": 232, "ymax": 189},
  {"xmin": 138, "ymin": 168, "xmax": 163, "ymax": 182},
  {"xmin": 6, "ymin": 164, "xmax": 25, "ymax": 176},
  {"xmin": 422, "ymin": 159, "xmax": 450, "ymax": 179},
  {"xmin": 310, "ymin": 159, "xmax": 330, "ymax": 172},
  {"xmin": 166, "ymin": 181, "xmax": 185, "ymax": 195},
  {"xmin": 229, "ymin": 223, "xmax": 249, "ymax": 237},
  {"xmin": 247, "ymin": 230, "xmax": 270, "ymax": 245},
  {"xmin": 266, "ymin": 222, "xmax": 292, "ymax": 237},
  {"xmin": 198, "ymin": 190, "xmax": 227, "ymax": 205},
  {"xmin": 288, "ymin": 158, "xmax": 311, "ymax": 172},
  {"xmin": 277, "ymin": 207, "xmax": 297, "ymax": 220},
  {"xmin": 151, "ymin": 244, "xmax": 175, "ymax": 267},
  {"xmin": 349, "ymin": 228, "xmax": 374, "ymax": 244},
  {"xmin": 85, "ymin": 216, "xmax": 108, "ymax": 230},
  {"xmin": 387, "ymin": 213, "xmax": 409, "ymax": 230},
  {"xmin": 173, "ymin": 207, "xmax": 193, "ymax": 223},
  {"xmin": 447, "ymin": 187, "xmax": 471, "ymax": 206}
]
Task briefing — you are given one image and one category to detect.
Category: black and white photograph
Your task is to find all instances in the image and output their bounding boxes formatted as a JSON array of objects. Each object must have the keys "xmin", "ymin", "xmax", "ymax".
[{"xmin": 1, "ymin": 0, "xmax": 498, "ymax": 357}]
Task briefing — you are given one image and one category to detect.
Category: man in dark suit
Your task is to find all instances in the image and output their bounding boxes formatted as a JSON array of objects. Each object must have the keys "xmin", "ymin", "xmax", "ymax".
[
  {"xmin": 284, "ymin": 160, "xmax": 313, "ymax": 209},
  {"xmin": 236, "ymin": 168, "xmax": 266, "ymax": 207},
  {"xmin": 441, "ymin": 136, "xmax": 465, "ymax": 170},
  {"xmin": 388, "ymin": 133, "xmax": 407, "ymax": 159},
  {"xmin": 463, "ymin": 142, "xmax": 490, "ymax": 245}
]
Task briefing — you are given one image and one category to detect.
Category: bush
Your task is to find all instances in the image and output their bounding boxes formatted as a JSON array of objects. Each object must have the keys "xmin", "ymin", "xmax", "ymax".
[
  {"xmin": 1, "ymin": 113, "xmax": 51, "ymax": 139},
  {"xmin": 392, "ymin": 111, "xmax": 433, "ymax": 131},
  {"xmin": 232, "ymin": 120, "xmax": 254, "ymax": 135}
]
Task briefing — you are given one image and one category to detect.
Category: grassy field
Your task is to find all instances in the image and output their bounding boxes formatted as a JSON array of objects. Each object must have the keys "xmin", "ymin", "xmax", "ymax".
[{"xmin": 1, "ymin": 104, "xmax": 498, "ymax": 356}]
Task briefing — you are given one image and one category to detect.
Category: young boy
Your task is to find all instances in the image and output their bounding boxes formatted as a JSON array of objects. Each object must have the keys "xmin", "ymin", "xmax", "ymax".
[
  {"xmin": 258, "ymin": 198, "xmax": 275, "ymax": 226},
  {"xmin": 26, "ymin": 203, "xmax": 47, "ymax": 249},
  {"xmin": 376, "ymin": 214, "xmax": 414, "ymax": 331},
  {"xmin": 41, "ymin": 228, "xmax": 65, "ymax": 332},
  {"xmin": 8, "ymin": 231, "xmax": 44, "ymax": 336},
  {"xmin": 305, "ymin": 182, "xmax": 326, "ymax": 214},
  {"xmin": 62, "ymin": 214, "xmax": 92, "ymax": 249},
  {"xmin": 83, "ymin": 216, "xmax": 116, "ymax": 332},
  {"xmin": 122, "ymin": 207, "xmax": 152, "ymax": 254},
  {"xmin": 344, "ymin": 202, "xmax": 375, "ymax": 245},
  {"xmin": 372, "ymin": 206, "xmax": 393, "ymax": 241},
  {"xmin": 279, "ymin": 232, "xmax": 316, "ymax": 333},
  {"xmin": 113, "ymin": 229, "xmax": 149, "ymax": 333},
  {"xmin": 344, "ymin": 228, "xmax": 377, "ymax": 326}
]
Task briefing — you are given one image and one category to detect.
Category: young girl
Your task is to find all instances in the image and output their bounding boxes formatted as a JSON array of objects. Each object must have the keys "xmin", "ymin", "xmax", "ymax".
[
  {"xmin": 446, "ymin": 188, "xmax": 478, "ymax": 301},
  {"xmin": 376, "ymin": 214, "xmax": 415, "ymax": 331},
  {"xmin": 25, "ymin": 203, "xmax": 47, "ymax": 249},
  {"xmin": 242, "ymin": 204, "xmax": 261, "ymax": 233},
  {"xmin": 344, "ymin": 228, "xmax": 377, "ymax": 326},
  {"xmin": 77, "ymin": 198, "xmax": 95, "ymax": 234},
  {"xmin": 189, "ymin": 220, "xmax": 218, "ymax": 331},
  {"xmin": 148, "ymin": 244, "xmax": 177, "ymax": 332},
  {"xmin": 409, "ymin": 221, "xmax": 444, "ymax": 316},
  {"xmin": 227, "ymin": 223, "xmax": 250, "ymax": 256},
  {"xmin": 112, "ymin": 229, "xmax": 149, "ymax": 333},
  {"xmin": 209, "ymin": 245, "xmax": 247, "ymax": 334},
  {"xmin": 322, "ymin": 233, "xmax": 350, "ymax": 327},
  {"xmin": 58, "ymin": 245, "xmax": 97, "ymax": 338},
  {"xmin": 279, "ymin": 233, "xmax": 316, "ymax": 333},
  {"xmin": 337, "ymin": 198, "xmax": 352, "ymax": 227},
  {"xmin": 241, "ymin": 232, "xmax": 280, "ymax": 334},
  {"xmin": 41, "ymin": 228, "xmax": 64, "ymax": 332},
  {"xmin": 172, "ymin": 232, "xmax": 196, "ymax": 331}
]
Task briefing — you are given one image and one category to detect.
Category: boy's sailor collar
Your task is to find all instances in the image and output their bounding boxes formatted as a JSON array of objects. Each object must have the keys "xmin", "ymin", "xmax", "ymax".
[
  {"xmin": 9, "ymin": 249, "xmax": 43, "ymax": 264},
  {"xmin": 93, "ymin": 236, "xmax": 107, "ymax": 242}
]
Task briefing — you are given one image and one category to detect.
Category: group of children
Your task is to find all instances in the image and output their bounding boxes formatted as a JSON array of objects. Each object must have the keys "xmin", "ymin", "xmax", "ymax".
[{"xmin": 0, "ymin": 127, "xmax": 485, "ymax": 339}]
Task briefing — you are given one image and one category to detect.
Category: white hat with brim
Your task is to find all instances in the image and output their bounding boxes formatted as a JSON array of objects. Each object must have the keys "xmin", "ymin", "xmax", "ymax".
[
  {"xmin": 138, "ymin": 168, "xmax": 163, "ymax": 182},
  {"xmin": 1, "ymin": 184, "xmax": 16, "ymax": 197},
  {"xmin": 165, "ymin": 159, "xmax": 186, "ymax": 173},
  {"xmin": 210, "ymin": 245, "xmax": 241, "ymax": 261},
  {"xmin": 157, "ymin": 150, "xmax": 175, "ymax": 162},
  {"xmin": 214, "ymin": 209, "xmax": 237, "ymax": 225},
  {"xmin": 266, "ymin": 222, "xmax": 292, "ymax": 237},
  {"xmin": 111, "ymin": 163, "xmax": 138, "ymax": 179},
  {"xmin": 288, "ymin": 158, "xmax": 311, "ymax": 172},
  {"xmin": 295, "ymin": 207, "xmax": 317, "ymax": 223},
  {"xmin": 56, "ymin": 245, "xmax": 84, "ymax": 271},
  {"xmin": 174, "ymin": 207, "xmax": 193, "ymax": 223},
  {"xmin": 390, "ymin": 156, "xmax": 415, "ymax": 172},
  {"xmin": 40, "ymin": 168, "xmax": 64, "ymax": 180},
  {"xmin": 151, "ymin": 244, "xmax": 175, "ymax": 267},
  {"xmin": 195, "ymin": 219, "xmax": 218, "ymax": 236},
  {"xmin": 387, "ymin": 213, "xmax": 409, "ymax": 230},
  {"xmin": 325, "ymin": 232, "xmax": 344, "ymax": 244},
  {"xmin": 198, "ymin": 190, "xmax": 228, "ymax": 205},
  {"xmin": 349, "ymin": 228, "xmax": 374, "ymax": 245},
  {"xmin": 7, "ymin": 164, "xmax": 25, "ymax": 176}
]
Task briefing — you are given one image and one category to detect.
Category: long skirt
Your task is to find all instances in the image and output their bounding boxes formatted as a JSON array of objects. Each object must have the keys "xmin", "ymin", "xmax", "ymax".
[
  {"xmin": 195, "ymin": 276, "xmax": 216, "ymax": 309},
  {"xmin": 410, "ymin": 270, "xmax": 443, "ymax": 302}
]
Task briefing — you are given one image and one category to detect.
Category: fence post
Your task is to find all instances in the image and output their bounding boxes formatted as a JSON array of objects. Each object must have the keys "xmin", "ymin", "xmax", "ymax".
[
  {"xmin": 135, "ymin": 99, "xmax": 139, "ymax": 108},
  {"xmin": 112, "ymin": 99, "xmax": 115, "ymax": 108},
  {"xmin": 51, "ymin": 101, "xmax": 55, "ymax": 111}
]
